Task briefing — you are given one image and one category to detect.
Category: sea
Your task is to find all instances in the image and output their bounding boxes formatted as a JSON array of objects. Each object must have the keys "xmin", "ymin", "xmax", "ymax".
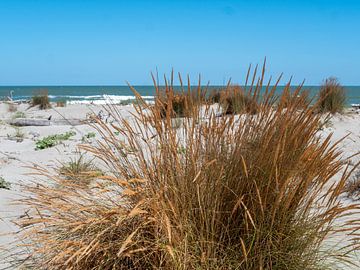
[{"xmin": 0, "ymin": 86, "xmax": 359, "ymax": 106}]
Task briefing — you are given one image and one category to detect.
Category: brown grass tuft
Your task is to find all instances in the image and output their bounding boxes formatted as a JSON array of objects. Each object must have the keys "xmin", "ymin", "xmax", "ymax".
[
  {"xmin": 6, "ymin": 102, "xmax": 17, "ymax": 112},
  {"xmin": 31, "ymin": 90, "xmax": 51, "ymax": 110},
  {"xmin": 220, "ymin": 85, "xmax": 258, "ymax": 115},
  {"xmin": 317, "ymin": 77, "xmax": 346, "ymax": 114},
  {"xmin": 56, "ymin": 100, "xmax": 66, "ymax": 107},
  {"xmin": 6, "ymin": 64, "xmax": 360, "ymax": 269}
]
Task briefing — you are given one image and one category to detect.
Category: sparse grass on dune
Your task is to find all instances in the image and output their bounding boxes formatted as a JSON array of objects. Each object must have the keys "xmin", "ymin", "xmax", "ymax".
[
  {"xmin": 31, "ymin": 90, "xmax": 51, "ymax": 110},
  {"xmin": 56, "ymin": 100, "xmax": 66, "ymax": 107},
  {"xmin": 6, "ymin": 102, "xmax": 17, "ymax": 112},
  {"xmin": 7, "ymin": 64, "xmax": 360, "ymax": 269},
  {"xmin": 317, "ymin": 77, "xmax": 346, "ymax": 114},
  {"xmin": 58, "ymin": 152, "xmax": 103, "ymax": 187}
]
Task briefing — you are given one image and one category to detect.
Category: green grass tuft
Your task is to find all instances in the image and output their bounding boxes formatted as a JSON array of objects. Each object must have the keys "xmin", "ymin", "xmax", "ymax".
[{"xmin": 35, "ymin": 131, "xmax": 76, "ymax": 150}]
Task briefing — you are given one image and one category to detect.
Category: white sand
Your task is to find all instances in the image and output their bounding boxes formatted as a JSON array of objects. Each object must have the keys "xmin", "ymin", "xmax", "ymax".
[{"xmin": 1, "ymin": 102, "xmax": 360, "ymax": 268}]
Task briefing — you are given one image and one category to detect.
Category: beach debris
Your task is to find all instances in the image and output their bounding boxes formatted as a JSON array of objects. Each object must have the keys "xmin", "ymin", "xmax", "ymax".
[
  {"xmin": 8, "ymin": 118, "xmax": 50, "ymax": 127},
  {"xmin": 6, "ymin": 118, "xmax": 83, "ymax": 126}
]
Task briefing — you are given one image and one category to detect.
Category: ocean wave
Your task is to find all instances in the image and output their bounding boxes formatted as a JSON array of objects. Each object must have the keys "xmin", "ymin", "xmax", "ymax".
[
  {"xmin": 47, "ymin": 95, "xmax": 104, "ymax": 99},
  {"xmin": 11, "ymin": 94, "xmax": 154, "ymax": 103},
  {"xmin": 66, "ymin": 95, "xmax": 155, "ymax": 105}
]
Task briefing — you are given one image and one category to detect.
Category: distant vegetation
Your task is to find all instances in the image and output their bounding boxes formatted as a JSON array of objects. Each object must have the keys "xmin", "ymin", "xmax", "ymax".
[
  {"xmin": 317, "ymin": 77, "xmax": 346, "ymax": 114},
  {"xmin": 6, "ymin": 102, "xmax": 17, "ymax": 112},
  {"xmin": 12, "ymin": 65, "xmax": 360, "ymax": 269},
  {"xmin": 56, "ymin": 100, "xmax": 66, "ymax": 107},
  {"xmin": 31, "ymin": 90, "xmax": 51, "ymax": 110},
  {"xmin": 220, "ymin": 85, "xmax": 258, "ymax": 114}
]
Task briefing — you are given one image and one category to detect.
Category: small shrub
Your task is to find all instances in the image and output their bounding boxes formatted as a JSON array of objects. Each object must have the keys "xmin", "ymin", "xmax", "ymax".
[
  {"xmin": 12, "ymin": 111, "xmax": 26, "ymax": 119},
  {"xmin": 155, "ymin": 84, "xmax": 206, "ymax": 118},
  {"xmin": 0, "ymin": 177, "xmax": 11, "ymax": 190},
  {"xmin": 31, "ymin": 90, "xmax": 51, "ymax": 110},
  {"xmin": 56, "ymin": 100, "xmax": 66, "ymax": 107},
  {"xmin": 7, "ymin": 103, "xmax": 17, "ymax": 112},
  {"xmin": 156, "ymin": 91, "xmax": 188, "ymax": 118},
  {"xmin": 207, "ymin": 88, "xmax": 222, "ymax": 104},
  {"xmin": 220, "ymin": 85, "xmax": 258, "ymax": 114},
  {"xmin": 35, "ymin": 131, "xmax": 76, "ymax": 150},
  {"xmin": 317, "ymin": 77, "xmax": 346, "ymax": 114}
]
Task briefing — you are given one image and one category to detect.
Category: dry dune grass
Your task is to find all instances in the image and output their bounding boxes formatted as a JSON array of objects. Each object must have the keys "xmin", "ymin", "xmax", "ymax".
[
  {"xmin": 155, "ymin": 75, "xmax": 207, "ymax": 118},
  {"xmin": 6, "ymin": 64, "xmax": 360, "ymax": 269},
  {"xmin": 317, "ymin": 77, "xmax": 346, "ymax": 114}
]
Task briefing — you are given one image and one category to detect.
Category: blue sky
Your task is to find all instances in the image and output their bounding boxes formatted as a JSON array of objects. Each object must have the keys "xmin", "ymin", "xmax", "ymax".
[{"xmin": 0, "ymin": 0, "xmax": 359, "ymax": 85}]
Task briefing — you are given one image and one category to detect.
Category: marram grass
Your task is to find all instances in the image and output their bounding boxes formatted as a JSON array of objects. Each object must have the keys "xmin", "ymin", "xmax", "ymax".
[{"xmin": 5, "ymin": 65, "xmax": 360, "ymax": 269}]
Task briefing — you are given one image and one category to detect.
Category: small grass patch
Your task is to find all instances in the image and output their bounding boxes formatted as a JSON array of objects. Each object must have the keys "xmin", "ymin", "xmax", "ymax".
[
  {"xmin": 12, "ymin": 111, "xmax": 26, "ymax": 119},
  {"xmin": 7, "ymin": 127, "xmax": 25, "ymax": 142},
  {"xmin": 7, "ymin": 103, "xmax": 17, "ymax": 112},
  {"xmin": 56, "ymin": 100, "xmax": 66, "ymax": 107},
  {"xmin": 59, "ymin": 154, "xmax": 103, "ymax": 186},
  {"xmin": 81, "ymin": 132, "xmax": 96, "ymax": 142},
  {"xmin": 0, "ymin": 177, "xmax": 11, "ymax": 190},
  {"xmin": 35, "ymin": 131, "xmax": 76, "ymax": 150}
]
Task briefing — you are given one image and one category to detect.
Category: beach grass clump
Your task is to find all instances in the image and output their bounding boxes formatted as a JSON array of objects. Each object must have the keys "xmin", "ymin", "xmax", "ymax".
[
  {"xmin": 56, "ymin": 100, "xmax": 66, "ymax": 107},
  {"xmin": 31, "ymin": 90, "xmax": 51, "ymax": 110},
  {"xmin": 0, "ymin": 177, "xmax": 11, "ymax": 190},
  {"xmin": 12, "ymin": 111, "xmax": 26, "ymax": 119},
  {"xmin": 207, "ymin": 88, "xmax": 223, "ymax": 104},
  {"xmin": 59, "ymin": 153, "xmax": 102, "ymax": 186},
  {"xmin": 13, "ymin": 127, "xmax": 25, "ymax": 142},
  {"xmin": 317, "ymin": 77, "xmax": 346, "ymax": 114},
  {"xmin": 155, "ymin": 76, "xmax": 206, "ymax": 118},
  {"xmin": 9, "ymin": 65, "xmax": 360, "ymax": 269},
  {"xmin": 35, "ymin": 131, "xmax": 76, "ymax": 150},
  {"xmin": 220, "ymin": 85, "xmax": 258, "ymax": 114},
  {"xmin": 6, "ymin": 103, "xmax": 17, "ymax": 112},
  {"xmin": 156, "ymin": 91, "xmax": 189, "ymax": 118}
]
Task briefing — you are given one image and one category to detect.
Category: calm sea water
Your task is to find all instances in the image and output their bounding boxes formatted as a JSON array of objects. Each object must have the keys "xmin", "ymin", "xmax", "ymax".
[{"xmin": 0, "ymin": 86, "xmax": 359, "ymax": 105}]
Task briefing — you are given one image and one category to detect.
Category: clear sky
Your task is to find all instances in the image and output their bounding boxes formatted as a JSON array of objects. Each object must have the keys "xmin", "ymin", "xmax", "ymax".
[{"xmin": 0, "ymin": 0, "xmax": 359, "ymax": 85}]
